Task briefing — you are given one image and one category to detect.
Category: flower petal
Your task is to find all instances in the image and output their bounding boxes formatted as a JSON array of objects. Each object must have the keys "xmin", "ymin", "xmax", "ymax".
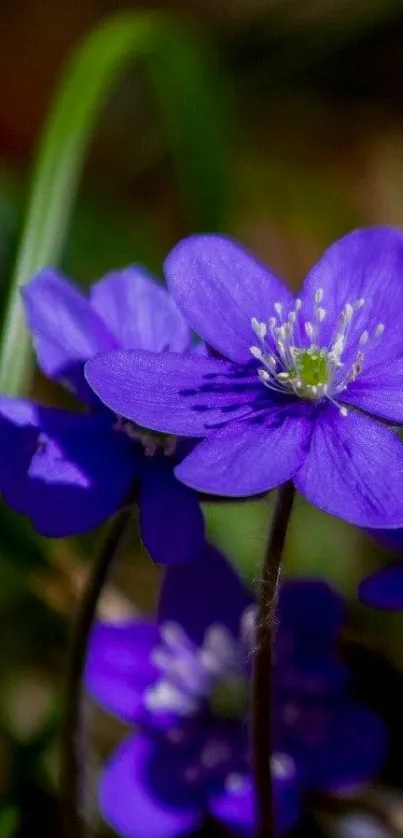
[
  {"xmin": 295, "ymin": 406, "xmax": 403, "ymax": 528},
  {"xmin": 164, "ymin": 235, "xmax": 292, "ymax": 363},
  {"xmin": 359, "ymin": 562, "xmax": 403, "ymax": 610},
  {"xmin": 99, "ymin": 734, "xmax": 204, "ymax": 838},
  {"xmin": 175, "ymin": 406, "xmax": 311, "ymax": 496},
  {"xmin": 22, "ymin": 269, "xmax": 117, "ymax": 401},
  {"xmin": 139, "ymin": 461, "xmax": 204, "ymax": 566},
  {"xmin": 85, "ymin": 622, "xmax": 158, "ymax": 722},
  {"xmin": 0, "ymin": 397, "xmax": 39, "ymax": 513},
  {"xmin": 158, "ymin": 545, "xmax": 252, "ymax": 645},
  {"xmin": 0, "ymin": 404, "xmax": 138, "ymax": 537},
  {"xmin": 278, "ymin": 580, "xmax": 344, "ymax": 652},
  {"xmin": 209, "ymin": 761, "xmax": 300, "ymax": 836},
  {"xmin": 301, "ymin": 227, "xmax": 403, "ymax": 363},
  {"xmin": 85, "ymin": 350, "xmax": 264, "ymax": 436},
  {"xmin": 294, "ymin": 702, "xmax": 386, "ymax": 791},
  {"xmin": 89, "ymin": 267, "xmax": 191, "ymax": 353},
  {"xmin": 341, "ymin": 357, "xmax": 403, "ymax": 424}
]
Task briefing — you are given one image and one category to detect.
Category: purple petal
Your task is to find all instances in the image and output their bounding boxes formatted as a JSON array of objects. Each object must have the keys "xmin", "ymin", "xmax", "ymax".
[
  {"xmin": 99, "ymin": 734, "xmax": 204, "ymax": 838},
  {"xmin": 300, "ymin": 228, "xmax": 403, "ymax": 365},
  {"xmin": 0, "ymin": 404, "xmax": 138, "ymax": 537},
  {"xmin": 164, "ymin": 235, "xmax": 292, "ymax": 363},
  {"xmin": 294, "ymin": 702, "xmax": 386, "ymax": 791},
  {"xmin": 85, "ymin": 621, "xmax": 158, "ymax": 722},
  {"xmin": 158, "ymin": 545, "xmax": 252, "ymax": 645},
  {"xmin": 209, "ymin": 762, "xmax": 300, "ymax": 836},
  {"xmin": 341, "ymin": 358, "xmax": 403, "ymax": 424},
  {"xmin": 295, "ymin": 406, "xmax": 403, "ymax": 528},
  {"xmin": 139, "ymin": 461, "xmax": 204, "ymax": 566},
  {"xmin": 22, "ymin": 269, "xmax": 117, "ymax": 401},
  {"xmin": 175, "ymin": 405, "xmax": 311, "ymax": 496},
  {"xmin": 89, "ymin": 267, "xmax": 191, "ymax": 353},
  {"xmin": 0, "ymin": 397, "xmax": 39, "ymax": 513},
  {"xmin": 359, "ymin": 562, "xmax": 403, "ymax": 610},
  {"xmin": 278, "ymin": 580, "xmax": 344, "ymax": 649},
  {"xmin": 85, "ymin": 350, "xmax": 264, "ymax": 437}
]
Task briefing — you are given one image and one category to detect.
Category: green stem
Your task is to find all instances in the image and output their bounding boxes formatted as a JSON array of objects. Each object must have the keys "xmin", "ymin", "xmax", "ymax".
[{"xmin": 252, "ymin": 482, "xmax": 295, "ymax": 838}]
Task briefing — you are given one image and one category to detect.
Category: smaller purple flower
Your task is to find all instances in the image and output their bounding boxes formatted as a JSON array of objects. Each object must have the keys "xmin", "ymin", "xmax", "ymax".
[
  {"xmin": 86, "ymin": 548, "xmax": 386, "ymax": 838},
  {"xmin": 275, "ymin": 580, "xmax": 386, "ymax": 792},
  {"xmin": 0, "ymin": 267, "xmax": 204, "ymax": 564},
  {"xmin": 359, "ymin": 561, "xmax": 403, "ymax": 610},
  {"xmin": 86, "ymin": 229, "xmax": 403, "ymax": 528},
  {"xmin": 86, "ymin": 545, "xmax": 300, "ymax": 838}
]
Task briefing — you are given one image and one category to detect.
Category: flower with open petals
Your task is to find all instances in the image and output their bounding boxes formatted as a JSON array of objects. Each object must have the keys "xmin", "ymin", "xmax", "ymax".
[
  {"xmin": 86, "ymin": 548, "xmax": 385, "ymax": 838},
  {"xmin": 86, "ymin": 545, "xmax": 300, "ymax": 838},
  {"xmin": 86, "ymin": 229, "xmax": 403, "ymax": 528},
  {"xmin": 0, "ymin": 267, "xmax": 204, "ymax": 564}
]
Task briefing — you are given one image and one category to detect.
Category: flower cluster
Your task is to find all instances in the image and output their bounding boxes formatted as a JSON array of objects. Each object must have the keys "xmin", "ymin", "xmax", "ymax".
[
  {"xmin": 0, "ymin": 267, "xmax": 204, "ymax": 565},
  {"xmin": 86, "ymin": 547, "xmax": 385, "ymax": 838},
  {"xmin": 84, "ymin": 227, "xmax": 403, "ymax": 529}
]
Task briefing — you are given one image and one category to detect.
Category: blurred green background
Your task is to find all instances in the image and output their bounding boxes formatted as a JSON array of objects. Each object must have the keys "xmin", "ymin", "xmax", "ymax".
[{"xmin": 2, "ymin": 1, "xmax": 403, "ymax": 835}]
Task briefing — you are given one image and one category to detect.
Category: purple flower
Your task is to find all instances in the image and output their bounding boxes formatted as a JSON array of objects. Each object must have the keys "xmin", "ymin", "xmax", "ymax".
[
  {"xmin": 86, "ymin": 548, "xmax": 385, "ymax": 838},
  {"xmin": 86, "ymin": 229, "xmax": 403, "ymax": 528},
  {"xmin": 86, "ymin": 545, "xmax": 299, "ymax": 838},
  {"xmin": 275, "ymin": 580, "xmax": 386, "ymax": 792},
  {"xmin": 0, "ymin": 268, "xmax": 204, "ymax": 564},
  {"xmin": 359, "ymin": 561, "xmax": 403, "ymax": 610}
]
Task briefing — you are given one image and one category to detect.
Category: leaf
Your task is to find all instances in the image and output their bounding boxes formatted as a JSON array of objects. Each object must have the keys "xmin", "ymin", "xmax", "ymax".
[{"xmin": 0, "ymin": 11, "xmax": 230, "ymax": 395}]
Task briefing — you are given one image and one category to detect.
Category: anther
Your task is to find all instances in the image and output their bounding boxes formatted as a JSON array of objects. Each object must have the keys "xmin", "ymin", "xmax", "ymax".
[
  {"xmin": 251, "ymin": 318, "xmax": 266, "ymax": 339},
  {"xmin": 315, "ymin": 288, "xmax": 324, "ymax": 303},
  {"xmin": 274, "ymin": 302, "xmax": 283, "ymax": 318},
  {"xmin": 359, "ymin": 330, "xmax": 369, "ymax": 346},
  {"xmin": 250, "ymin": 346, "xmax": 264, "ymax": 360},
  {"xmin": 339, "ymin": 406, "xmax": 348, "ymax": 417},
  {"xmin": 316, "ymin": 307, "xmax": 326, "ymax": 322},
  {"xmin": 375, "ymin": 323, "xmax": 385, "ymax": 338},
  {"xmin": 294, "ymin": 298, "xmax": 302, "ymax": 311},
  {"xmin": 355, "ymin": 298, "xmax": 365, "ymax": 310},
  {"xmin": 305, "ymin": 321, "xmax": 315, "ymax": 340}
]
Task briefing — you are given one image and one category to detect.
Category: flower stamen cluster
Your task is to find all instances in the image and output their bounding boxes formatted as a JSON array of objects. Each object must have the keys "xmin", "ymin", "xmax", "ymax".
[
  {"xmin": 144, "ymin": 616, "xmax": 250, "ymax": 720},
  {"xmin": 250, "ymin": 289, "xmax": 385, "ymax": 416},
  {"xmin": 114, "ymin": 417, "xmax": 177, "ymax": 457}
]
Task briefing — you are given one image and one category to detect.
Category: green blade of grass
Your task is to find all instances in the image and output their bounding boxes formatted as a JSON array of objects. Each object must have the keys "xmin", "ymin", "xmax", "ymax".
[{"xmin": 0, "ymin": 11, "xmax": 230, "ymax": 395}]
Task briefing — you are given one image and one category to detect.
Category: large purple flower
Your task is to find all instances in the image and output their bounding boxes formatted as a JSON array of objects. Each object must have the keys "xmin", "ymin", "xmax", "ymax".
[
  {"xmin": 86, "ymin": 229, "xmax": 403, "ymax": 528},
  {"xmin": 0, "ymin": 268, "xmax": 204, "ymax": 564},
  {"xmin": 86, "ymin": 547, "xmax": 385, "ymax": 838}
]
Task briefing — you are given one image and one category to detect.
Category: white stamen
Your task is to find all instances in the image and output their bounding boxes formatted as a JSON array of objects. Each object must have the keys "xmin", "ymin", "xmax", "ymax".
[
  {"xmin": 273, "ymin": 302, "xmax": 283, "ymax": 318},
  {"xmin": 315, "ymin": 288, "xmax": 324, "ymax": 303},
  {"xmin": 355, "ymin": 298, "xmax": 365, "ymax": 310},
  {"xmin": 225, "ymin": 773, "xmax": 246, "ymax": 793},
  {"xmin": 305, "ymin": 321, "xmax": 315, "ymax": 340},
  {"xmin": 251, "ymin": 317, "xmax": 267, "ymax": 339},
  {"xmin": 316, "ymin": 306, "xmax": 326, "ymax": 322},
  {"xmin": 375, "ymin": 323, "xmax": 385, "ymax": 338},
  {"xmin": 359, "ymin": 330, "xmax": 369, "ymax": 346},
  {"xmin": 250, "ymin": 346, "xmax": 264, "ymax": 360},
  {"xmin": 294, "ymin": 298, "xmax": 302, "ymax": 311},
  {"xmin": 339, "ymin": 405, "xmax": 348, "ymax": 417}
]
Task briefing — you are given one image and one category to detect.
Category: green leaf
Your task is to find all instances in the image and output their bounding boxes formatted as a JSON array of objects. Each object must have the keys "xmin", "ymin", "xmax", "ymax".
[{"xmin": 0, "ymin": 11, "xmax": 230, "ymax": 395}]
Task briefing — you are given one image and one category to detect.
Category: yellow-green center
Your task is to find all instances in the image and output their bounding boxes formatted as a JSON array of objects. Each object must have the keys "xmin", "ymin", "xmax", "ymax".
[
  {"xmin": 209, "ymin": 675, "xmax": 249, "ymax": 720},
  {"xmin": 295, "ymin": 349, "xmax": 328, "ymax": 388}
]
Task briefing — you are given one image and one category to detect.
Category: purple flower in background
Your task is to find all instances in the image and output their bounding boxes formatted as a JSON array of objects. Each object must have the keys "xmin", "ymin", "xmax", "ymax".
[
  {"xmin": 275, "ymin": 580, "xmax": 386, "ymax": 792},
  {"xmin": 86, "ymin": 547, "xmax": 386, "ymax": 838},
  {"xmin": 86, "ymin": 545, "xmax": 300, "ymax": 838},
  {"xmin": 86, "ymin": 228, "xmax": 403, "ymax": 528},
  {"xmin": 359, "ymin": 561, "xmax": 403, "ymax": 610},
  {"xmin": 0, "ymin": 268, "xmax": 204, "ymax": 564}
]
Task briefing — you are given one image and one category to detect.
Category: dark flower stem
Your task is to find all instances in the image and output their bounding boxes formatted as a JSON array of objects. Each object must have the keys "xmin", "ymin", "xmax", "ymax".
[
  {"xmin": 252, "ymin": 481, "xmax": 296, "ymax": 838},
  {"xmin": 60, "ymin": 507, "xmax": 132, "ymax": 838}
]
